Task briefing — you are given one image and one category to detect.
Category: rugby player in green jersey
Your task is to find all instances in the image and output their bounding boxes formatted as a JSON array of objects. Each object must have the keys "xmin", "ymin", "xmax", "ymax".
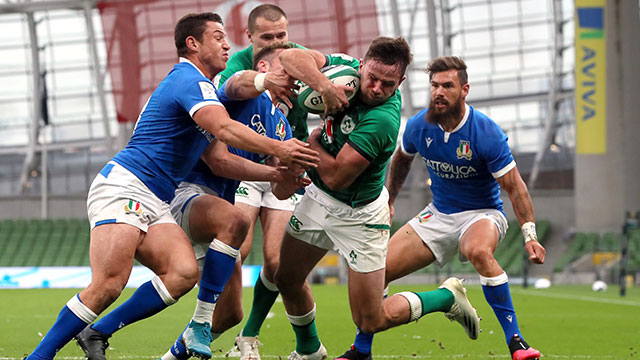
[
  {"xmin": 273, "ymin": 38, "xmax": 481, "ymax": 360},
  {"xmin": 210, "ymin": 5, "xmax": 320, "ymax": 360}
]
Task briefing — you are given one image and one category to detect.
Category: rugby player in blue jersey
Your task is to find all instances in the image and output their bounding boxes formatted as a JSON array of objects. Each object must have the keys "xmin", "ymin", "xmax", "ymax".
[
  {"xmin": 339, "ymin": 56, "xmax": 545, "ymax": 360},
  {"xmin": 23, "ymin": 12, "xmax": 317, "ymax": 360},
  {"xmin": 157, "ymin": 43, "xmax": 311, "ymax": 360}
]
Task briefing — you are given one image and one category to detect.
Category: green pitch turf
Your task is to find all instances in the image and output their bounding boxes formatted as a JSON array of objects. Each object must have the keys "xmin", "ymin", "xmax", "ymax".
[{"xmin": 2, "ymin": 283, "xmax": 639, "ymax": 359}]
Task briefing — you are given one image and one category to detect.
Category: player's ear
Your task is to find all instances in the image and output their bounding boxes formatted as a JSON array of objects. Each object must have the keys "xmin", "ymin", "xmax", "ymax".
[
  {"xmin": 257, "ymin": 59, "xmax": 269, "ymax": 72},
  {"xmin": 246, "ymin": 28, "xmax": 252, "ymax": 41},
  {"xmin": 186, "ymin": 35, "xmax": 199, "ymax": 52},
  {"xmin": 462, "ymin": 83, "xmax": 470, "ymax": 97},
  {"xmin": 397, "ymin": 75, "xmax": 406, "ymax": 87}
]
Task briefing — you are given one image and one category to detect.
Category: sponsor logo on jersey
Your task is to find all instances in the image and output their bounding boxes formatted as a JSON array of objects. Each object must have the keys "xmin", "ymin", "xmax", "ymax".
[
  {"xmin": 250, "ymin": 114, "xmax": 267, "ymax": 136},
  {"xmin": 235, "ymin": 186, "xmax": 249, "ymax": 197},
  {"xmin": 124, "ymin": 199, "xmax": 143, "ymax": 216},
  {"xmin": 349, "ymin": 250, "xmax": 358, "ymax": 265},
  {"xmin": 288, "ymin": 215, "xmax": 303, "ymax": 232},
  {"xmin": 198, "ymin": 81, "xmax": 217, "ymax": 100},
  {"xmin": 424, "ymin": 158, "xmax": 478, "ymax": 179},
  {"xmin": 276, "ymin": 119, "xmax": 286, "ymax": 140},
  {"xmin": 456, "ymin": 140, "xmax": 473, "ymax": 160},
  {"xmin": 196, "ymin": 125, "xmax": 214, "ymax": 143},
  {"xmin": 340, "ymin": 115, "xmax": 354, "ymax": 134},
  {"xmin": 417, "ymin": 209, "xmax": 434, "ymax": 223},
  {"xmin": 426, "ymin": 137, "xmax": 433, "ymax": 148}
]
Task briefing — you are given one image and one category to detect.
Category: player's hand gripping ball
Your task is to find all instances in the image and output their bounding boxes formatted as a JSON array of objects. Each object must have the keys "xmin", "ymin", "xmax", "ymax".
[{"xmin": 297, "ymin": 65, "xmax": 360, "ymax": 114}]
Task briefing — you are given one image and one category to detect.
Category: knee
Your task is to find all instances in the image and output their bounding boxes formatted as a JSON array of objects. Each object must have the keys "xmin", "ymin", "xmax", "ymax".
[
  {"xmin": 465, "ymin": 246, "xmax": 495, "ymax": 266},
  {"xmin": 273, "ymin": 269, "xmax": 297, "ymax": 295},
  {"xmin": 263, "ymin": 256, "xmax": 280, "ymax": 279}
]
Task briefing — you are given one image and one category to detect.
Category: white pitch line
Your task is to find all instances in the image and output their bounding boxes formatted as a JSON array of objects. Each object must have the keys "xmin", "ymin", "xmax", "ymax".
[{"xmin": 510, "ymin": 288, "xmax": 640, "ymax": 307}]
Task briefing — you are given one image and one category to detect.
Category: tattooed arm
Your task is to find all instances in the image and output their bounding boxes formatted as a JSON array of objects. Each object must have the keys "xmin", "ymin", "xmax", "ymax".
[
  {"xmin": 496, "ymin": 166, "xmax": 546, "ymax": 264},
  {"xmin": 386, "ymin": 149, "xmax": 415, "ymax": 220}
]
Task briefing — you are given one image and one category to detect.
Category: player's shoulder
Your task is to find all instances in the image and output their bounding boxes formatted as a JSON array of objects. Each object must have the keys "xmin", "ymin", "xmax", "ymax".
[
  {"xmin": 362, "ymin": 90, "xmax": 401, "ymax": 122},
  {"xmin": 406, "ymin": 108, "xmax": 429, "ymax": 130},
  {"xmin": 468, "ymin": 106, "xmax": 505, "ymax": 135}
]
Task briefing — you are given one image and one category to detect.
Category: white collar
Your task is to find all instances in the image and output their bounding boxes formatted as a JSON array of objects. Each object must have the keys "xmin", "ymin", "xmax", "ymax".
[
  {"xmin": 179, "ymin": 57, "xmax": 208, "ymax": 79},
  {"xmin": 438, "ymin": 103, "xmax": 470, "ymax": 134}
]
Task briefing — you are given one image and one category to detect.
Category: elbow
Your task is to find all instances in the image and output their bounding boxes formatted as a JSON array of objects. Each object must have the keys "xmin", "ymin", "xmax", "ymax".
[{"xmin": 323, "ymin": 176, "xmax": 348, "ymax": 191}]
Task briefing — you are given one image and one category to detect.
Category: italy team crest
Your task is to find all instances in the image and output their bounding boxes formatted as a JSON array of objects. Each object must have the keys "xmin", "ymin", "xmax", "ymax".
[
  {"xmin": 417, "ymin": 209, "xmax": 434, "ymax": 223},
  {"xmin": 276, "ymin": 119, "xmax": 286, "ymax": 140},
  {"xmin": 124, "ymin": 200, "xmax": 143, "ymax": 216},
  {"xmin": 456, "ymin": 140, "xmax": 473, "ymax": 160}
]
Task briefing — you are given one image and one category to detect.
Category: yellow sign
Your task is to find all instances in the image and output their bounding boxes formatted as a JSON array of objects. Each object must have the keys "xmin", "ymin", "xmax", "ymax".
[{"xmin": 575, "ymin": 0, "xmax": 606, "ymax": 154}]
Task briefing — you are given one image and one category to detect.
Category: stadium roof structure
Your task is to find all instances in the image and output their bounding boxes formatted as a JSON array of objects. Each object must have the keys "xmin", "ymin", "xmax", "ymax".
[{"xmin": 0, "ymin": 0, "xmax": 578, "ymax": 216}]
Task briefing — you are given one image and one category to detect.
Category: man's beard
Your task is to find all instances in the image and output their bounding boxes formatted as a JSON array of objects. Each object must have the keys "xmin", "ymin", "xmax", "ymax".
[{"xmin": 426, "ymin": 96, "xmax": 463, "ymax": 129}]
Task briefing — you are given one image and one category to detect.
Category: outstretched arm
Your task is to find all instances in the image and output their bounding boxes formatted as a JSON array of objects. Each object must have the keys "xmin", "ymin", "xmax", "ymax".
[
  {"xmin": 223, "ymin": 70, "xmax": 297, "ymax": 108},
  {"xmin": 496, "ymin": 166, "xmax": 546, "ymax": 264},
  {"xmin": 201, "ymin": 139, "xmax": 285, "ymax": 183},
  {"xmin": 386, "ymin": 149, "xmax": 415, "ymax": 220},
  {"xmin": 193, "ymin": 105, "xmax": 319, "ymax": 169}
]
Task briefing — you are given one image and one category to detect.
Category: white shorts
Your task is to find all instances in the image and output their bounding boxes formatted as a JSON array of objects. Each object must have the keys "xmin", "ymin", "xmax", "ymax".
[
  {"xmin": 286, "ymin": 184, "xmax": 390, "ymax": 273},
  {"xmin": 407, "ymin": 203, "xmax": 508, "ymax": 267},
  {"xmin": 170, "ymin": 182, "xmax": 219, "ymax": 266},
  {"xmin": 234, "ymin": 181, "xmax": 301, "ymax": 211},
  {"xmin": 87, "ymin": 161, "xmax": 176, "ymax": 232}
]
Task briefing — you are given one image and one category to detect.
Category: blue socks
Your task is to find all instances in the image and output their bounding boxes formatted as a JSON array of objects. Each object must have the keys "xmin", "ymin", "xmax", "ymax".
[
  {"xmin": 353, "ymin": 329, "xmax": 374, "ymax": 354},
  {"xmin": 27, "ymin": 295, "xmax": 97, "ymax": 360},
  {"xmin": 480, "ymin": 272, "xmax": 521, "ymax": 344},
  {"xmin": 198, "ymin": 240, "xmax": 238, "ymax": 303},
  {"xmin": 93, "ymin": 277, "xmax": 176, "ymax": 335},
  {"xmin": 191, "ymin": 240, "xmax": 239, "ymax": 323}
]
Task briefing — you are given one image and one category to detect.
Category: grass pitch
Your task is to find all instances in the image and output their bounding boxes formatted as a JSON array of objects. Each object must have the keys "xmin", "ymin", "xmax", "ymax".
[{"xmin": 2, "ymin": 283, "xmax": 639, "ymax": 359}]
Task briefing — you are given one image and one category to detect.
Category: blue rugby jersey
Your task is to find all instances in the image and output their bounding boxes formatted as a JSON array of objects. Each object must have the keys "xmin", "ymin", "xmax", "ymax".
[
  {"xmin": 184, "ymin": 73, "xmax": 292, "ymax": 204},
  {"xmin": 401, "ymin": 104, "xmax": 515, "ymax": 214},
  {"xmin": 112, "ymin": 58, "xmax": 223, "ymax": 202}
]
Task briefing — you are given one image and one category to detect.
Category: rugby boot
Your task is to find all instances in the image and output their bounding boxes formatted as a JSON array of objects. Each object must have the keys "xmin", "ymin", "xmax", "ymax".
[
  {"xmin": 334, "ymin": 345, "xmax": 372, "ymax": 360},
  {"xmin": 75, "ymin": 325, "xmax": 110, "ymax": 360},
  {"xmin": 439, "ymin": 277, "xmax": 481, "ymax": 340},
  {"xmin": 237, "ymin": 335, "xmax": 263, "ymax": 360},
  {"xmin": 182, "ymin": 320, "xmax": 213, "ymax": 359},
  {"xmin": 288, "ymin": 343, "xmax": 328, "ymax": 360},
  {"xmin": 509, "ymin": 334, "xmax": 541, "ymax": 360}
]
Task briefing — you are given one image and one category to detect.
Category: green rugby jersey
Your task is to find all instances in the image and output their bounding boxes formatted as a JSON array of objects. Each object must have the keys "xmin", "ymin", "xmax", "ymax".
[
  {"xmin": 214, "ymin": 43, "xmax": 309, "ymax": 141},
  {"xmin": 309, "ymin": 55, "xmax": 401, "ymax": 207}
]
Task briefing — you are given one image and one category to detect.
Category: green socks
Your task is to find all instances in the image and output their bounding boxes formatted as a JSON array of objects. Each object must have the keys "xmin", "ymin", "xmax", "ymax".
[
  {"xmin": 416, "ymin": 288, "xmax": 455, "ymax": 314},
  {"xmin": 241, "ymin": 274, "xmax": 279, "ymax": 337}
]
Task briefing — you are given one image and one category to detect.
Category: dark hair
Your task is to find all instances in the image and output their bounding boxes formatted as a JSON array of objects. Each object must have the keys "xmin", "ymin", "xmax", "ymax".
[
  {"xmin": 174, "ymin": 13, "xmax": 223, "ymax": 57},
  {"xmin": 364, "ymin": 36, "xmax": 413, "ymax": 76},
  {"xmin": 253, "ymin": 42, "xmax": 293, "ymax": 70},
  {"xmin": 426, "ymin": 56, "xmax": 468, "ymax": 85},
  {"xmin": 248, "ymin": 4, "xmax": 287, "ymax": 34}
]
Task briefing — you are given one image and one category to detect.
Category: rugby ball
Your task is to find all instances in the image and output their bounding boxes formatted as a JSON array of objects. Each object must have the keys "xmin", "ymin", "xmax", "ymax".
[
  {"xmin": 297, "ymin": 64, "xmax": 360, "ymax": 114},
  {"xmin": 592, "ymin": 280, "xmax": 608, "ymax": 292}
]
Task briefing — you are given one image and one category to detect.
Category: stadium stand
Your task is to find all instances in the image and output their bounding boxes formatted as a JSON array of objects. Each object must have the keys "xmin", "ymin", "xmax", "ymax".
[
  {"xmin": 0, "ymin": 218, "xmax": 553, "ymax": 278},
  {"xmin": 0, "ymin": 218, "xmax": 91, "ymax": 267}
]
